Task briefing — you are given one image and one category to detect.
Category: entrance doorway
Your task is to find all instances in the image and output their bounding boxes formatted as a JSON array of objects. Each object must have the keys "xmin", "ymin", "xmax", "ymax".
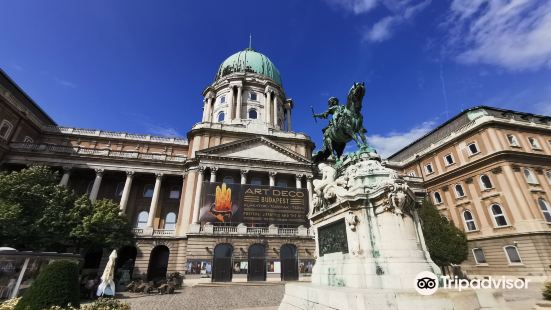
[
  {"xmin": 147, "ymin": 245, "xmax": 169, "ymax": 281},
  {"xmin": 115, "ymin": 246, "xmax": 137, "ymax": 285},
  {"xmin": 212, "ymin": 243, "xmax": 233, "ymax": 282},
  {"xmin": 280, "ymin": 244, "xmax": 298, "ymax": 281},
  {"xmin": 248, "ymin": 244, "xmax": 266, "ymax": 281}
]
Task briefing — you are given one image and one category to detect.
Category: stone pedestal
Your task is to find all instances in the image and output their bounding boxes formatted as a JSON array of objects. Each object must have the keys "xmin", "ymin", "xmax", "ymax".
[{"xmin": 279, "ymin": 150, "xmax": 506, "ymax": 310}]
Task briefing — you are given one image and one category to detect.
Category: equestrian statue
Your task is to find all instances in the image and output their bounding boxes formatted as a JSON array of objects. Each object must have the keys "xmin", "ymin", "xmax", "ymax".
[{"xmin": 312, "ymin": 82, "xmax": 373, "ymax": 163}]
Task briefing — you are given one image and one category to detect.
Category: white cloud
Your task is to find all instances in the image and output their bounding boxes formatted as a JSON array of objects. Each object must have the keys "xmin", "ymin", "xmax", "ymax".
[
  {"xmin": 364, "ymin": 16, "xmax": 399, "ymax": 42},
  {"xmin": 324, "ymin": 0, "xmax": 379, "ymax": 14},
  {"xmin": 146, "ymin": 124, "xmax": 182, "ymax": 137},
  {"xmin": 367, "ymin": 120, "xmax": 435, "ymax": 157},
  {"xmin": 448, "ymin": 0, "xmax": 551, "ymax": 71},
  {"xmin": 54, "ymin": 77, "xmax": 77, "ymax": 88}
]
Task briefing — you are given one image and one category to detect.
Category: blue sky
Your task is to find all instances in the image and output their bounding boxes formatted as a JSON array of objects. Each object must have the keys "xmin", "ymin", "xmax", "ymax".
[{"xmin": 1, "ymin": 0, "xmax": 551, "ymax": 157}]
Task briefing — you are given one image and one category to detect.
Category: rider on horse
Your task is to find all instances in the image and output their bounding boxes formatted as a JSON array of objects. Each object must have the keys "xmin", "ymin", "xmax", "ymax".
[{"xmin": 313, "ymin": 97, "xmax": 343, "ymax": 134}]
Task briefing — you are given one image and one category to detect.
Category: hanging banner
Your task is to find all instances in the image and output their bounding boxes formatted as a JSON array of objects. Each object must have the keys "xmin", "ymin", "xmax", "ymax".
[{"xmin": 198, "ymin": 182, "xmax": 309, "ymax": 225}]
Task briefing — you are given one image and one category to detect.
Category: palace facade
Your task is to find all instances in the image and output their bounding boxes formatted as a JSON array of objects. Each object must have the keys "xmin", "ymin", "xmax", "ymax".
[
  {"xmin": 0, "ymin": 48, "xmax": 316, "ymax": 282},
  {"xmin": 388, "ymin": 107, "xmax": 551, "ymax": 280}
]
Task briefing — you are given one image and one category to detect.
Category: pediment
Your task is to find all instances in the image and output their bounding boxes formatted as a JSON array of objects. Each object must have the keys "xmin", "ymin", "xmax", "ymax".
[{"xmin": 197, "ymin": 137, "xmax": 310, "ymax": 163}]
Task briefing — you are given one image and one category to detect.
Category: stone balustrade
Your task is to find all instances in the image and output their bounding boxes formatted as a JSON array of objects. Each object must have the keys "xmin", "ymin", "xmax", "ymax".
[
  {"xmin": 132, "ymin": 228, "xmax": 175, "ymax": 237},
  {"xmin": 195, "ymin": 224, "xmax": 313, "ymax": 237},
  {"xmin": 10, "ymin": 142, "xmax": 187, "ymax": 163}
]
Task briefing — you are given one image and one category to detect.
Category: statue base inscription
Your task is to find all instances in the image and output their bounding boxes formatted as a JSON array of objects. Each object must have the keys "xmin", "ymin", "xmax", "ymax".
[{"xmin": 279, "ymin": 150, "xmax": 507, "ymax": 309}]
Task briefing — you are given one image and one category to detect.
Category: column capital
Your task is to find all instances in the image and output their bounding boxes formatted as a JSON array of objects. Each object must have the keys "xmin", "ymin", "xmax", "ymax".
[
  {"xmin": 125, "ymin": 170, "xmax": 135, "ymax": 177},
  {"xmin": 306, "ymin": 175, "xmax": 314, "ymax": 180},
  {"xmin": 62, "ymin": 166, "xmax": 72, "ymax": 172},
  {"xmin": 94, "ymin": 168, "xmax": 105, "ymax": 176},
  {"xmin": 198, "ymin": 166, "xmax": 206, "ymax": 173},
  {"xmin": 296, "ymin": 173, "xmax": 304, "ymax": 179},
  {"xmin": 241, "ymin": 169, "xmax": 249, "ymax": 176},
  {"xmin": 155, "ymin": 172, "xmax": 164, "ymax": 179},
  {"xmin": 269, "ymin": 171, "xmax": 277, "ymax": 177},
  {"xmin": 210, "ymin": 166, "xmax": 218, "ymax": 173}
]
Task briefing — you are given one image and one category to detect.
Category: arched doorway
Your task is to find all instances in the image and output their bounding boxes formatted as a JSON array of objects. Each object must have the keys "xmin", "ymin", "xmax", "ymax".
[
  {"xmin": 280, "ymin": 244, "xmax": 298, "ymax": 281},
  {"xmin": 147, "ymin": 245, "xmax": 169, "ymax": 281},
  {"xmin": 115, "ymin": 246, "xmax": 137, "ymax": 285},
  {"xmin": 212, "ymin": 244, "xmax": 233, "ymax": 282},
  {"xmin": 248, "ymin": 244, "xmax": 266, "ymax": 281}
]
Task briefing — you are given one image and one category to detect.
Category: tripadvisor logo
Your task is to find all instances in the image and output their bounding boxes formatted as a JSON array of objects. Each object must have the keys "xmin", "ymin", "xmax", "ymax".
[{"xmin": 414, "ymin": 271, "xmax": 530, "ymax": 295}]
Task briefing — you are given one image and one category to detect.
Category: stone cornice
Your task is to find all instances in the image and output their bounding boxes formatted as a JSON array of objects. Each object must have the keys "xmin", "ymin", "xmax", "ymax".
[{"xmin": 195, "ymin": 153, "xmax": 314, "ymax": 171}]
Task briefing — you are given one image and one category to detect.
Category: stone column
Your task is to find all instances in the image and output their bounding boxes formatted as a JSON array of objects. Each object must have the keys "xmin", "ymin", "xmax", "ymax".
[
  {"xmin": 146, "ymin": 173, "xmax": 163, "ymax": 228},
  {"xmin": 265, "ymin": 91, "xmax": 272, "ymax": 125},
  {"xmin": 119, "ymin": 170, "xmax": 134, "ymax": 213},
  {"xmin": 235, "ymin": 86, "xmax": 242, "ymax": 120},
  {"xmin": 295, "ymin": 174, "xmax": 303, "ymax": 189},
  {"xmin": 89, "ymin": 169, "xmax": 104, "ymax": 202},
  {"xmin": 202, "ymin": 98, "xmax": 208, "ymax": 122},
  {"xmin": 227, "ymin": 88, "xmax": 234, "ymax": 121},
  {"xmin": 286, "ymin": 108, "xmax": 292, "ymax": 131},
  {"xmin": 273, "ymin": 96, "xmax": 279, "ymax": 128},
  {"xmin": 192, "ymin": 166, "xmax": 206, "ymax": 223},
  {"xmin": 241, "ymin": 169, "xmax": 249, "ymax": 184},
  {"xmin": 269, "ymin": 171, "xmax": 277, "ymax": 187},
  {"xmin": 306, "ymin": 175, "xmax": 314, "ymax": 215},
  {"xmin": 210, "ymin": 167, "xmax": 218, "ymax": 183},
  {"xmin": 59, "ymin": 166, "xmax": 71, "ymax": 186}
]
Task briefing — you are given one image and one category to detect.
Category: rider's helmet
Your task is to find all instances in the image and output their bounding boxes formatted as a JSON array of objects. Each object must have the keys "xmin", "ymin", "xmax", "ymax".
[{"xmin": 328, "ymin": 97, "xmax": 339, "ymax": 107}]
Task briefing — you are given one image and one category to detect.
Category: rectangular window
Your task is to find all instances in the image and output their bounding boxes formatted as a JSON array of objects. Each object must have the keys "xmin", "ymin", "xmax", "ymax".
[
  {"xmin": 467, "ymin": 142, "xmax": 479, "ymax": 155},
  {"xmin": 444, "ymin": 154, "xmax": 455, "ymax": 166},
  {"xmin": 169, "ymin": 187, "xmax": 180, "ymax": 199},
  {"xmin": 220, "ymin": 96, "xmax": 226, "ymax": 104},
  {"xmin": 528, "ymin": 137, "xmax": 541, "ymax": 149},
  {"xmin": 250, "ymin": 92, "xmax": 257, "ymax": 101},
  {"xmin": 504, "ymin": 246, "xmax": 522, "ymax": 264},
  {"xmin": 507, "ymin": 134, "xmax": 519, "ymax": 147},
  {"xmin": 472, "ymin": 248, "xmax": 487, "ymax": 264},
  {"xmin": 425, "ymin": 164, "xmax": 434, "ymax": 174}
]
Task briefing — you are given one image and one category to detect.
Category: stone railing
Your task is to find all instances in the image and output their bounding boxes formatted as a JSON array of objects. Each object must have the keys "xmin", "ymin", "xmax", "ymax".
[
  {"xmin": 43, "ymin": 125, "xmax": 188, "ymax": 145},
  {"xmin": 195, "ymin": 224, "xmax": 312, "ymax": 237},
  {"xmin": 10, "ymin": 142, "xmax": 187, "ymax": 163},
  {"xmin": 152, "ymin": 229, "xmax": 176, "ymax": 237},
  {"xmin": 132, "ymin": 228, "xmax": 175, "ymax": 237}
]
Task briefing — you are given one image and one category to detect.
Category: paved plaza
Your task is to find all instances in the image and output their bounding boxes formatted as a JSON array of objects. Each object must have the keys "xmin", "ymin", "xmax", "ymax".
[{"xmin": 117, "ymin": 281, "xmax": 546, "ymax": 310}]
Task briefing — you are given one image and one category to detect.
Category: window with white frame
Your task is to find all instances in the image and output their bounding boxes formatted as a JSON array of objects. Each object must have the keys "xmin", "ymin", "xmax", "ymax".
[
  {"xmin": 472, "ymin": 248, "xmax": 487, "ymax": 264},
  {"xmin": 23, "ymin": 136, "xmax": 34, "ymax": 143},
  {"xmin": 222, "ymin": 176, "xmax": 235, "ymax": 184},
  {"xmin": 433, "ymin": 191, "xmax": 443, "ymax": 204},
  {"xmin": 523, "ymin": 168, "xmax": 538, "ymax": 184},
  {"xmin": 480, "ymin": 174, "xmax": 493, "ymax": 190},
  {"xmin": 248, "ymin": 109, "xmax": 258, "ymax": 119},
  {"xmin": 490, "ymin": 204, "xmax": 508, "ymax": 227},
  {"xmin": 169, "ymin": 186, "xmax": 180, "ymax": 199},
  {"xmin": 249, "ymin": 92, "xmax": 257, "ymax": 101},
  {"xmin": 503, "ymin": 245, "xmax": 522, "ymax": 264},
  {"xmin": 463, "ymin": 210, "xmax": 477, "ymax": 231},
  {"xmin": 467, "ymin": 142, "xmax": 479, "ymax": 155},
  {"xmin": 217, "ymin": 112, "xmax": 225, "ymax": 122},
  {"xmin": 143, "ymin": 184, "xmax": 154, "ymax": 198},
  {"xmin": 506, "ymin": 134, "xmax": 519, "ymax": 147},
  {"xmin": 219, "ymin": 96, "xmax": 226, "ymax": 104},
  {"xmin": 537, "ymin": 198, "xmax": 551, "ymax": 223},
  {"xmin": 454, "ymin": 184, "xmax": 465, "ymax": 198},
  {"xmin": 164, "ymin": 212, "xmax": 177, "ymax": 230},
  {"xmin": 444, "ymin": 154, "xmax": 455, "ymax": 166},
  {"xmin": 0, "ymin": 120, "xmax": 13, "ymax": 140},
  {"xmin": 115, "ymin": 182, "xmax": 125, "ymax": 197},
  {"xmin": 528, "ymin": 137, "xmax": 541, "ymax": 149},
  {"xmin": 136, "ymin": 211, "xmax": 149, "ymax": 228},
  {"xmin": 425, "ymin": 163, "xmax": 434, "ymax": 174}
]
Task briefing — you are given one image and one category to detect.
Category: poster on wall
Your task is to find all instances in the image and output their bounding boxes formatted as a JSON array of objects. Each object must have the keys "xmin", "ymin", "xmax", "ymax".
[{"xmin": 199, "ymin": 182, "xmax": 309, "ymax": 226}]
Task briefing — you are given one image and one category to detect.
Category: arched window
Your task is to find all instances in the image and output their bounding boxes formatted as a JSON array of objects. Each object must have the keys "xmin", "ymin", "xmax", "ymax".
[
  {"xmin": 462, "ymin": 210, "xmax": 477, "ymax": 231},
  {"xmin": 480, "ymin": 174, "xmax": 493, "ymax": 190},
  {"xmin": 433, "ymin": 192, "xmax": 442, "ymax": 204},
  {"xmin": 169, "ymin": 186, "xmax": 180, "ymax": 199},
  {"xmin": 222, "ymin": 176, "xmax": 234, "ymax": 184},
  {"xmin": 472, "ymin": 248, "xmax": 486, "ymax": 264},
  {"xmin": 248, "ymin": 109, "xmax": 257, "ymax": 119},
  {"xmin": 217, "ymin": 112, "xmax": 225, "ymax": 122},
  {"xmin": 143, "ymin": 184, "xmax": 154, "ymax": 197},
  {"xmin": 164, "ymin": 212, "xmax": 177, "ymax": 230},
  {"xmin": 454, "ymin": 184, "xmax": 465, "ymax": 198},
  {"xmin": 523, "ymin": 168, "xmax": 538, "ymax": 184},
  {"xmin": 136, "ymin": 211, "xmax": 149, "ymax": 228},
  {"xmin": 0, "ymin": 120, "xmax": 13, "ymax": 140},
  {"xmin": 537, "ymin": 198, "xmax": 551, "ymax": 223},
  {"xmin": 115, "ymin": 182, "xmax": 125, "ymax": 197},
  {"xmin": 503, "ymin": 245, "xmax": 522, "ymax": 264},
  {"xmin": 490, "ymin": 204, "xmax": 508, "ymax": 227}
]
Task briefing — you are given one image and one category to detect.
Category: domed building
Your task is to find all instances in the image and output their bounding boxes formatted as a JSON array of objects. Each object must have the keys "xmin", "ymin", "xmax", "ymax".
[{"xmin": 0, "ymin": 47, "xmax": 316, "ymax": 283}]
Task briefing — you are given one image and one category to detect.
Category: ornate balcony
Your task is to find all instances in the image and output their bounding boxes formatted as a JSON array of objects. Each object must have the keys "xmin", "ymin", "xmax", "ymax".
[
  {"xmin": 190, "ymin": 223, "xmax": 314, "ymax": 237},
  {"xmin": 132, "ymin": 228, "xmax": 175, "ymax": 237}
]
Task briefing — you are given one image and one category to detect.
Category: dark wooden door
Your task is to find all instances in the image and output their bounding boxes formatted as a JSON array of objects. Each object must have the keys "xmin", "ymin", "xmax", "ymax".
[
  {"xmin": 247, "ymin": 244, "xmax": 266, "ymax": 281},
  {"xmin": 280, "ymin": 244, "xmax": 298, "ymax": 281},
  {"xmin": 212, "ymin": 244, "xmax": 233, "ymax": 282}
]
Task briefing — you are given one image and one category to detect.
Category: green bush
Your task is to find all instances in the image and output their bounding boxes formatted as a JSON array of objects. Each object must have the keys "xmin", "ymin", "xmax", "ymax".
[
  {"xmin": 15, "ymin": 260, "xmax": 80, "ymax": 310},
  {"xmin": 82, "ymin": 298, "xmax": 131, "ymax": 310},
  {"xmin": 543, "ymin": 282, "xmax": 551, "ymax": 301}
]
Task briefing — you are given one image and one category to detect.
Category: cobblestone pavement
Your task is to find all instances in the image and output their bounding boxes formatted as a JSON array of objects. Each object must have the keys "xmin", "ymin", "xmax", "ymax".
[{"xmin": 119, "ymin": 283, "xmax": 284, "ymax": 310}]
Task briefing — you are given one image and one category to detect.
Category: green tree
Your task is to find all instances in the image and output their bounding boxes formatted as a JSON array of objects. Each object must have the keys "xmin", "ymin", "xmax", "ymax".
[
  {"xmin": 0, "ymin": 166, "xmax": 133, "ymax": 252},
  {"xmin": 418, "ymin": 198, "xmax": 468, "ymax": 267}
]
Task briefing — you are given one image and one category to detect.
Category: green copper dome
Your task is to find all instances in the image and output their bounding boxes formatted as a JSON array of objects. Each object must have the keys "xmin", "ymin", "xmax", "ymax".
[{"xmin": 215, "ymin": 48, "xmax": 282, "ymax": 85}]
